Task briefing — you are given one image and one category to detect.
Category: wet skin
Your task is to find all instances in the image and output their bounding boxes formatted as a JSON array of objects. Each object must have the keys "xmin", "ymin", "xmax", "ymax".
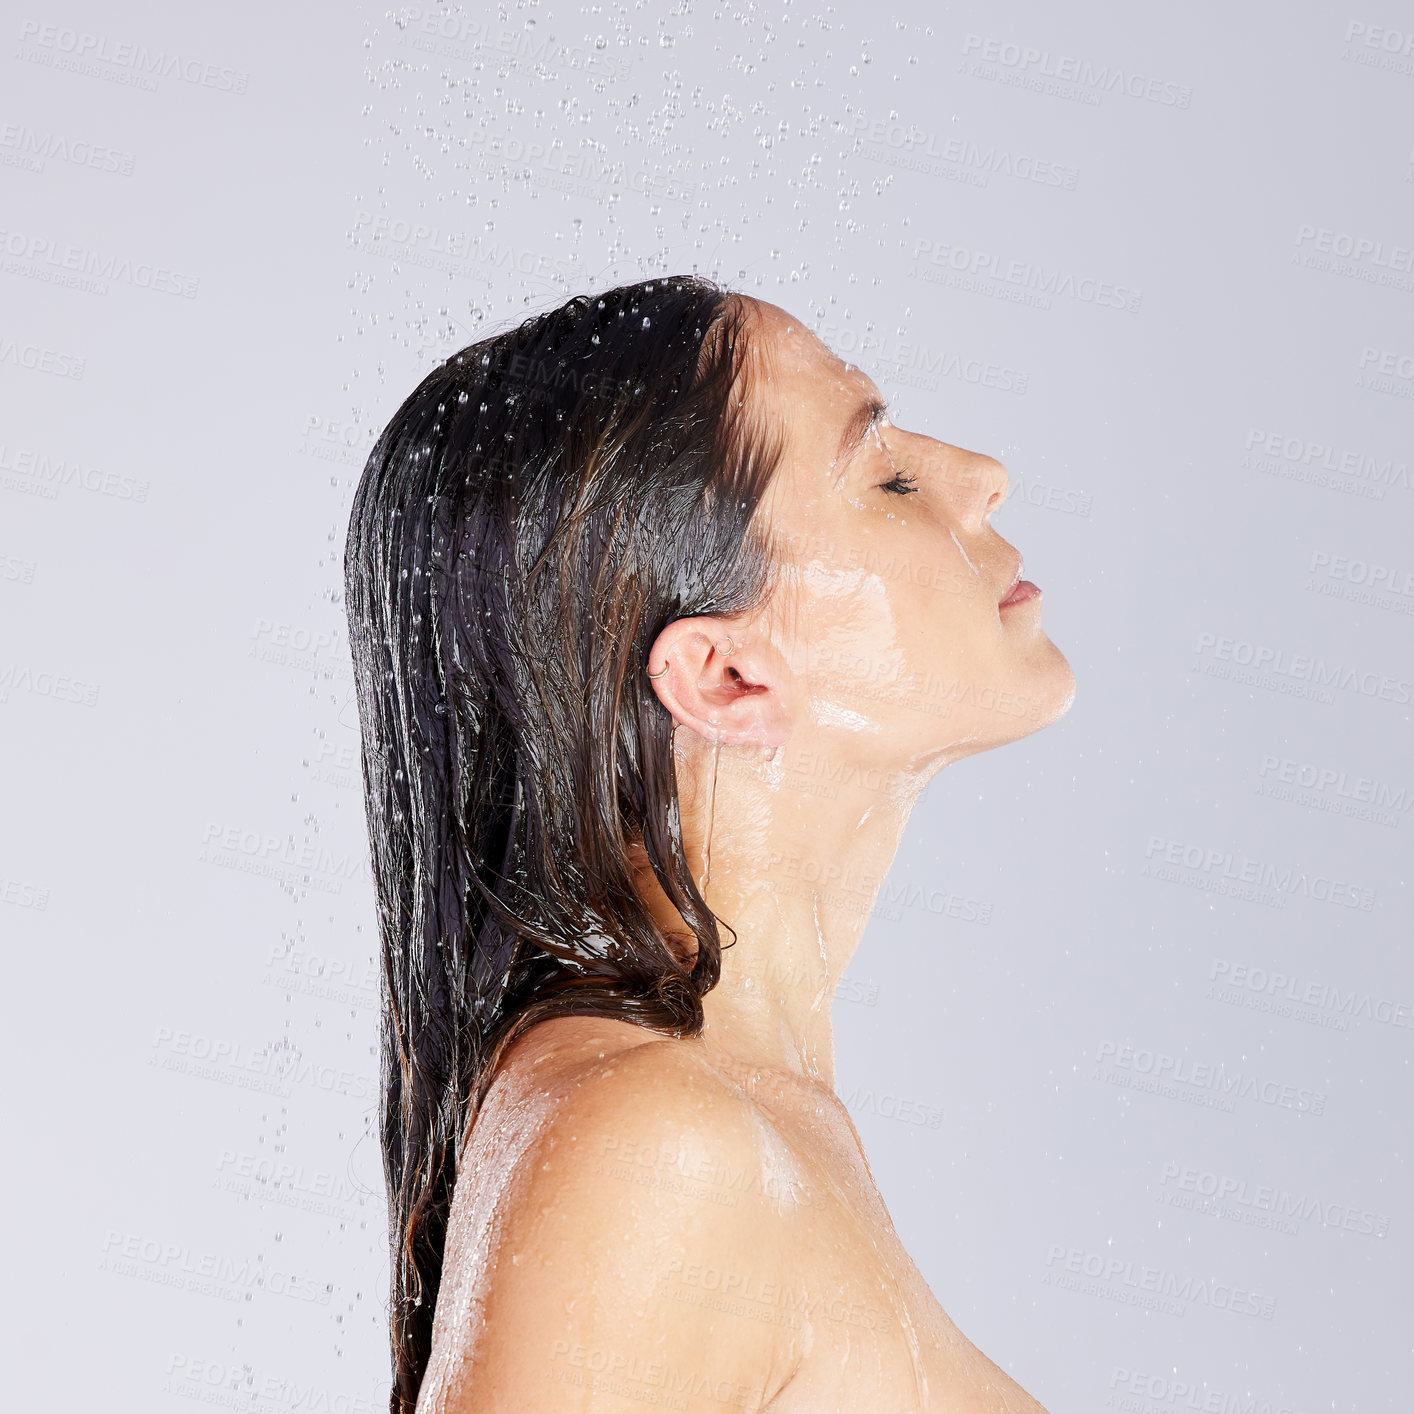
[{"xmin": 419, "ymin": 299, "xmax": 1073, "ymax": 1413}]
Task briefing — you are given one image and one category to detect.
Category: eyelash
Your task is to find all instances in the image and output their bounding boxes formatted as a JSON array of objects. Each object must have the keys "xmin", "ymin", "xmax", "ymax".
[{"xmin": 879, "ymin": 468, "xmax": 918, "ymax": 496}]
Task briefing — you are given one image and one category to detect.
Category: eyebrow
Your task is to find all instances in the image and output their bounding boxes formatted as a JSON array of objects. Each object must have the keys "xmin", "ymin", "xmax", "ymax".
[{"xmin": 835, "ymin": 396, "xmax": 889, "ymax": 469}]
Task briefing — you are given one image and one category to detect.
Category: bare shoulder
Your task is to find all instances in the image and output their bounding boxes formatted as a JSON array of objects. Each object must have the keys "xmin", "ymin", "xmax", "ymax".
[
  {"xmin": 483, "ymin": 1017, "xmax": 775, "ymax": 1207},
  {"xmin": 424, "ymin": 1020, "xmax": 804, "ymax": 1414}
]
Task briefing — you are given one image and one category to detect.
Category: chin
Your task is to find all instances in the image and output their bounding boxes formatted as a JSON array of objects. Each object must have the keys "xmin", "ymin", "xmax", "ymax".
[
  {"xmin": 967, "ymin": 638, "xmax": 1075, "ymax": 758},
  {"xmin": 1026, "ymin": 637, "xmax": 1077, "ymax": 734}
]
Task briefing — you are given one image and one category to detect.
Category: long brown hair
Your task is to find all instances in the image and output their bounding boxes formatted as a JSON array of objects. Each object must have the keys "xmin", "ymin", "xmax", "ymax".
[{"xmin": 343, "ymin": 277, "xmax": 783, "ymax": 1412}]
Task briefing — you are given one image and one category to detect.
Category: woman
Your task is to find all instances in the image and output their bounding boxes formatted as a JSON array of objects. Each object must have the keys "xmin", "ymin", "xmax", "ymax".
[{"xmin": 345, "ymin": 276, "xmax": 1074, "ymax": 1413}]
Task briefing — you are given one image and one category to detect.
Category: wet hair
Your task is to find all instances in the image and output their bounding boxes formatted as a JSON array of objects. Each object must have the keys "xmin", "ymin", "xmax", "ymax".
[{"xmin": 343, "ymin": 276, "xmax": 784, "ymax": 1413}]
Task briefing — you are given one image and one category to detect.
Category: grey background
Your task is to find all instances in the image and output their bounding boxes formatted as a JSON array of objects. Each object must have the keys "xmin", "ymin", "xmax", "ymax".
[{"xmin": 2, "ymin": 1, "xmax": 1410, "ymax": 1409}]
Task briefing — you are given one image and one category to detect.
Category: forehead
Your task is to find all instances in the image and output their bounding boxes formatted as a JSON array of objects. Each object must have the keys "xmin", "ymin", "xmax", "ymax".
[
  {"xmin": 741, "ymin": 302, "xmax": 883, "ymax": 549},
  {"xmin": 744, "ymin": 299, "xmax": 875, "ymax": 437}
]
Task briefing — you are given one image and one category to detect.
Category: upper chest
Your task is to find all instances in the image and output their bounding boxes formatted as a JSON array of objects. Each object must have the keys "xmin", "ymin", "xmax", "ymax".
[
  {"xmin": 448, "ymin": 1027, "xmax": 1043, "ymax": 1414},
  {"xmin": 739, "ymin": 1075, "xmax": 1045, "ymax": 1414}
]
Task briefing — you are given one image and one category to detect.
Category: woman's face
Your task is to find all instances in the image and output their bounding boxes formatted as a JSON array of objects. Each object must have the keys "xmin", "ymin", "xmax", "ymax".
[{"xmin": 744, "ymin": 298, "xmax": 1075, "ymax": 774}]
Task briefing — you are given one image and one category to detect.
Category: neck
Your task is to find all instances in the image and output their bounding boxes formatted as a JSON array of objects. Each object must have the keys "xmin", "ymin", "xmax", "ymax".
[{"xmin": 667, "ymin": 735, "xmax": 929, "ymax": 1094}]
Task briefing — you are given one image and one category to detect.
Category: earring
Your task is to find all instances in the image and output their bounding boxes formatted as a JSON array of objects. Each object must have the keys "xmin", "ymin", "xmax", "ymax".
[
  {"xmin": 646, "ymin": 660, "xmax": 670, "ymax": 679},
  {"xmin": 718, "ymin": 636, "xmax": 736, "ymax": 656}
]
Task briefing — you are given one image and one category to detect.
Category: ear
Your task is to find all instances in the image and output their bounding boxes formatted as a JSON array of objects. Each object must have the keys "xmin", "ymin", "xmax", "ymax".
[{"xmin": 645, "ymin": 618, "xmax": 792, "ymax": 747}]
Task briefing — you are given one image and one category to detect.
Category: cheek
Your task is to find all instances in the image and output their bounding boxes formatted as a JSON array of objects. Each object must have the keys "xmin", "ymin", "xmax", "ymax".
[
  {"xmin": 895, "ymin": 595, "xmax": 993, "ymax": 692},
  {"xmin": 791, "ymin": 560, "xmax": 909, "ymax": 699},
  {"xmin": 882, "ymin": 532, "xmax": 994, "ymax": 662}
]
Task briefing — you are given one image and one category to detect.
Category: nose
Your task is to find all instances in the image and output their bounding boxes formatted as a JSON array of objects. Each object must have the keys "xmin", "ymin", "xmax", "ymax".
[{"xmin": 938, "ymin": 443, "xmax": 1009, "ymax": 531}]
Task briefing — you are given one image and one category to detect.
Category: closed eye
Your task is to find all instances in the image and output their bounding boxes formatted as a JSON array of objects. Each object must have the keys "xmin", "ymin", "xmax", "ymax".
[{"xmin": 879, "ymin": 468, "xmax": 918, "ymax": 496}]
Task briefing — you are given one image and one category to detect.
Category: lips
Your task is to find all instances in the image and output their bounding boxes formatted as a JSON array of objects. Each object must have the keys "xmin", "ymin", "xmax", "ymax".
[
  {"xmin": 1000, "ymin": 579, "xmax": 1041, "ymax": 607},
  {"xmin": 999, "ymin": 559, "xmax": 1040, "ymax": 608}
]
